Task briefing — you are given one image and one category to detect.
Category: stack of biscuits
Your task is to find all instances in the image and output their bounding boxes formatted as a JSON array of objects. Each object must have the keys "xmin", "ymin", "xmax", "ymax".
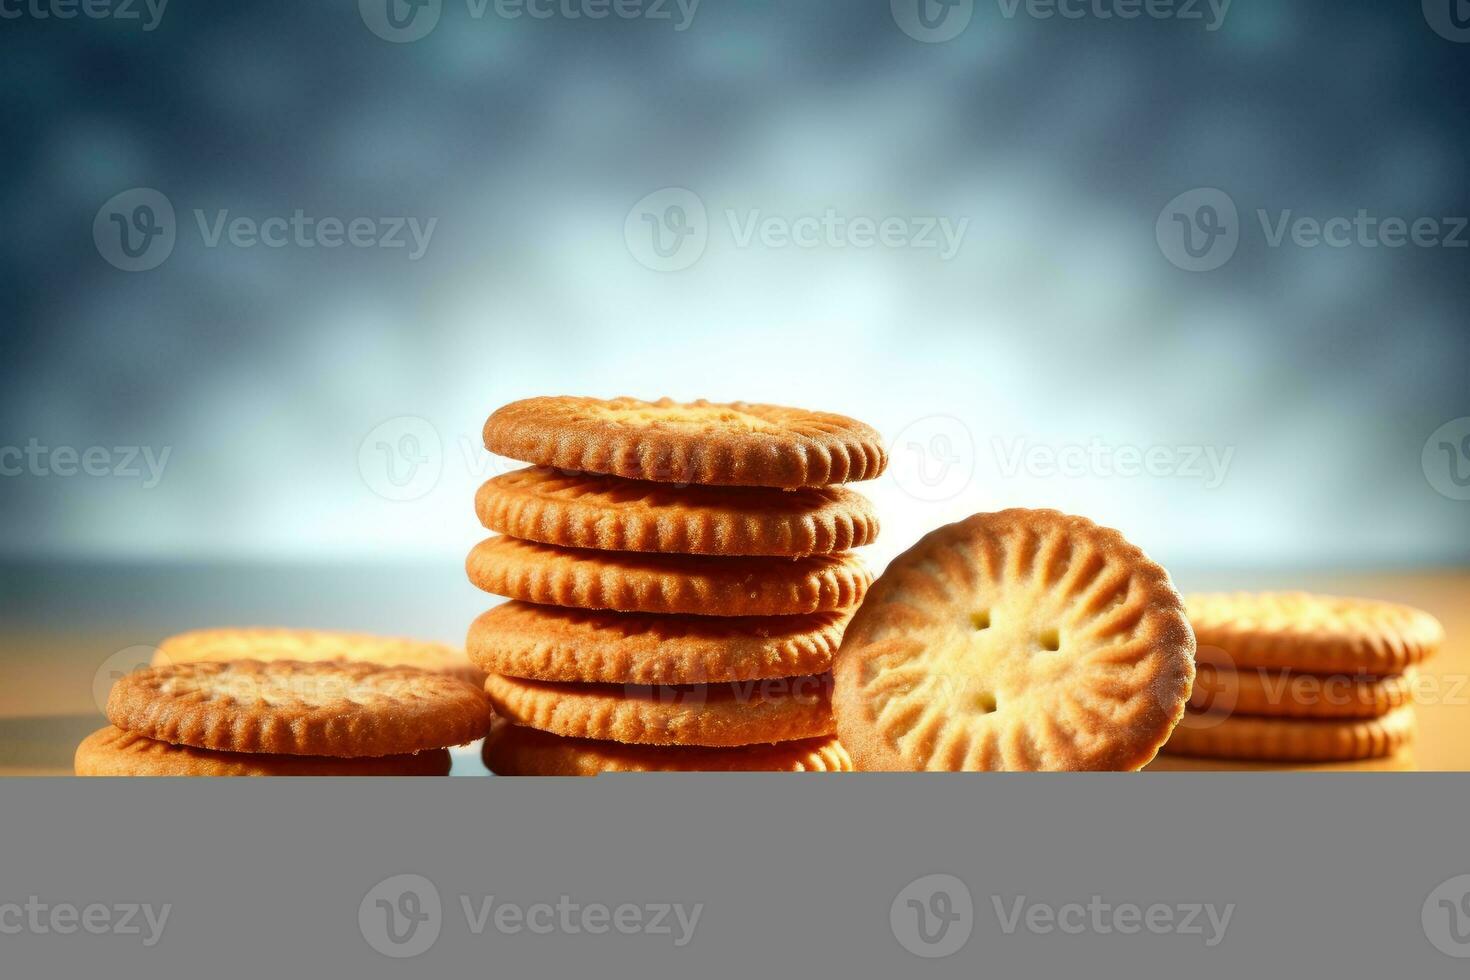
[
  {"xmin": 1161, "ymin": 592, "xmax": 1443, "ymax": 765},
  {"xmin": 468, "ymin": 396, "xmax": 887, "ymax": 774},
  {"xmin": 76, "ymin": 629, "xmax": 492, "ymax": 776}
]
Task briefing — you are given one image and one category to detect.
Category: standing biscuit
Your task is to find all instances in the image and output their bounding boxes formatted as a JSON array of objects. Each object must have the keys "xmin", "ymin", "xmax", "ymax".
[
  {"xmin": 476, "ymin": 466, "xmax": 879, "ymax": 556},
  {"xmin": 466, "ymin": 536, "xmax": 870, "ymax": 617},
  {"xmin": 107, "ymin": 660, "xmax": 493, "ymax": 758},
  {"xmin": 483, "ymin": 396, "xmax": 886, "ymax": 488},
  {"xmin": 1187, "ymin": 592, "xmax": 1442, "ymax": 675},
  {"xmin": 833, "ymin": 509, "xmax": 1196, "ymax": 771}
]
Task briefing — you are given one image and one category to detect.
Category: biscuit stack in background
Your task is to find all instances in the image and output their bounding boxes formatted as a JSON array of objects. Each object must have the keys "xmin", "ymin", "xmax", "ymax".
[
  {"xmin": 76, "ymin": 630, "xmax": 492, "ymax": 776},
  {"xmin": 468, "ymin": 396, "xmax": 887, "ymax": 774},
  {"xmin": 1161, "ymin": 592, "xmax": 1443, "ymax": 765}
]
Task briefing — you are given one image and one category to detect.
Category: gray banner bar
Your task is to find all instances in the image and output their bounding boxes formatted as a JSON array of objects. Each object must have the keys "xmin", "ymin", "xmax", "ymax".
[{"xmin": 2, "ymin": 775, "xmax": 1466, "ymax": 978}]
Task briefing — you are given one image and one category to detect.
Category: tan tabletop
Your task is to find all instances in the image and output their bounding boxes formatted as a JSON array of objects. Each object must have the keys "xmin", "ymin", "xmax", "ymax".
[{"xmin": 2, "ymin": 570, "xmax": 1463, "ymax": 775}]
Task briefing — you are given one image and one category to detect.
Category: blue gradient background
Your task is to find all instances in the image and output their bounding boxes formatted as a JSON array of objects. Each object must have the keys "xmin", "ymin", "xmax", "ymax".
[{"xmin": 2, "ymin": 0, "xmax": 1467, "ymax": 577}]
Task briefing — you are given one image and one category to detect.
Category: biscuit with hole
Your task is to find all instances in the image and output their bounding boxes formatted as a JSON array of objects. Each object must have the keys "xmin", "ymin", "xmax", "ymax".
[
  {"xmin": 74, "ymin": 726, "xmax": 452, "ymax": 776},
  {"xmin": 467, "ymin": 536, "xmax": 870, "ymax": 617},
  {"xmin": 484, "ymin": 672, "xmax": 834, "ymax": 747},
  {"xmin": 154, "ymin": 627, "xmax": 482, "ymax": 685},
  {"xmin": 1188, "ymin": 592, "xmax": 1442, "ymax": 675},
  {"xmin": 469, "ymin": 601, "xmax": 847, "ymax": 684},
  {"xmin": 476, "ymin": 466, "xmax": 878, "ymax": 556},
  {"xmin": 107, "ymin": 660, "xmax": 492, "ymax": 757},
  {"xmin": 1161, "ymin": 705, "xmax": 1415, "ymax": 761},
  {"xmin": 481, "ymin": 722, "xmax": 851, "ymax": 775},
  {"xmin": 1188, "ymin": 663, "xmax": 1414, "ymax": 719},
  {"xmin": 483, "ymin": 396, "xmax": 886, "ymax": 488},
  {"xmin": 833, "ymin": 509, "xmax": 1196, "ymax": 771}
]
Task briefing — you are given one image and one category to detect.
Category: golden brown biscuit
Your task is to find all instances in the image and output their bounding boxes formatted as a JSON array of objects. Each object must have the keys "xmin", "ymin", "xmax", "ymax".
[
  {"xmin": 74, "ymin": 726, "xmax": 452, "ymax": 776},
  {"xmin": 466, "ymin": 536, "xmax": 870, "ymax": 617},
  {"xmin": 1188, "ymin": 592, "xmax": 1442, "ymax": 675},
  {"xmin": 1161, "ymin": 705, "xmax": 1416, "ymax": 761},
  {"xmin": 155, "ymin": 627, "xmax": 482, "ymax": 685},
  {"xmin": 482, "ymin": 722, "xmax": 852, "ymax": 775},
  {"xmin": 1188, "ymin": 663, "xmax": 1414, "ymax": 719},
  {"xmin": 468, "ymin": 601, "xmax": 848, "ymax": 684},
  {"xmin": 107, "ymin": 660, "xmax": 493, "ymax": 758},
  {"xmin": 475, "ymin": 466, "xmax": 878, "ymax": 556},
  {"xmin": 483, "ymin": 396, "xmax": 886, "ymax": 488},
  {"xmin": 483, "ymin": 673, "xmax": 834, "ymax": 747},
  {"xmin": 833, "ymin": 509, "xmax": 1196, "ymax": 771}
]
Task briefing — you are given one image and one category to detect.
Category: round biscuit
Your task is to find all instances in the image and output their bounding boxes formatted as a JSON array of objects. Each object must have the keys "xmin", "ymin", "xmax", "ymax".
[
  {"xmin": 476, "ymin": 466, "xmax": 878, "ymax": 556},
  {"xmin": 107, "ymin": 660, "xmax": 493, "ymax": 758},
  {"xmin": 482, "ymin": 723, "xmax": 852, "ymax": 775},
  {"xmin": 483, "ymin": 672, "xmax": 834, "ymax": 747},
  {"xmin": 1187, "ymin": 592, "xmax": 1442, "ymax": 675},
  {"xmin": 75, "ymin": 726, "xmax": 452, "ymax": 776},
  {"xmin": 483, "ymin": 396, "xmax": 886, "ymax": 488},
  {"xmin": 1161, "ymin": 705, "xmax": 1416, "ymax": 762},
  {"xmin": 468, "ymin": 601, "xmax": 848, "ymax": 684},
  {"xmin": 466, "ymin": 536, "xmax": 870, "ymax": 617},
  {"xmin": 833, "ymin": 509, "xmax": 1196, "ymax": 771}
]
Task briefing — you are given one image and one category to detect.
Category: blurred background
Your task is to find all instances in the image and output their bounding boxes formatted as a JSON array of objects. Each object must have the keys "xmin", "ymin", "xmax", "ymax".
[{"xmin": 1, "ymin": 0, "xmax": 1467, "ymax": 736}]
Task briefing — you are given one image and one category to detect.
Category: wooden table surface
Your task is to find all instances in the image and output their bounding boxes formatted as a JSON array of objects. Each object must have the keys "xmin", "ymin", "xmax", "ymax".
[{"xmin": 2, "ymin": 568, "xmax": 1464, "ymax": 775}]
